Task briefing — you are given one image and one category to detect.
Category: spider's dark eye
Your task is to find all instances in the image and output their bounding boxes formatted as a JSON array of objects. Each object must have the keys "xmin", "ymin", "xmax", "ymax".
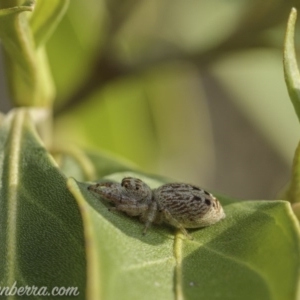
[
  {"xmin": 124, "ymin": 184, "xmax": 128, "ymax": 188},
  {"xmin": 205, "ymin": 199, "xmax": 211, "ymax": 206},
  {"xmin": 136, "ymin": 186, "xmax": 139, "ymax": 190}
]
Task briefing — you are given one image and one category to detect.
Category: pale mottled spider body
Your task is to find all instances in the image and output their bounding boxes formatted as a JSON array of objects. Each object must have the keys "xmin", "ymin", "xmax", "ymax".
[
  {"xmin": 154, "ymin": 183, "xmax": 224, "ymax": 229},
  {"xmin": 88, "ymin": 177, "xmax": 225, "ymax": 237}
]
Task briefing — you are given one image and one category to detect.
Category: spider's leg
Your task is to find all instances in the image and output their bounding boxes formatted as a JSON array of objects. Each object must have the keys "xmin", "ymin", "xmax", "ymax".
[
  {"xmin": 161, "ymin": 208, "xmax": 192, "ymax": 239},
  {"xmin": 143, "ymin": 201, "xmax": 158, "ymax": 235}
]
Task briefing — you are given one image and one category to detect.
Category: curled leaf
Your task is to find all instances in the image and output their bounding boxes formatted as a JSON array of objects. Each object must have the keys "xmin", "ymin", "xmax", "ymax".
[{"xmin": 283, "ymin": 8, "xmax": 300, "ymax": 122}]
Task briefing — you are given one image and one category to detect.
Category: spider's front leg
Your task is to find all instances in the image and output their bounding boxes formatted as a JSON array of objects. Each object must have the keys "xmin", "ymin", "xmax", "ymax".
[{"xmin": 141, "ymin": 201, "xmax": 158, "ymax": 235}]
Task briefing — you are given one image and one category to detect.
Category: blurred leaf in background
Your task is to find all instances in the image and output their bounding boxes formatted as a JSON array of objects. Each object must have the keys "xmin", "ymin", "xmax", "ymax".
[
  {"xmin": 1, "ymin": 0, "xmax": 300, "ymax": 199},
  {"xmin": 47, "ymin": 0, "xmax": 106, "ymax": 103}
]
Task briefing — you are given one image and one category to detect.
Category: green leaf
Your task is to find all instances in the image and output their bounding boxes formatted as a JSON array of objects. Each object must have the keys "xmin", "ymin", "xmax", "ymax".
[
  {"xmin": 69, "ymin": 172, "xmax": 300, "ymax": 300},
  {"xmin": 283, "ymin": 141, "xmax": 300, "ymax": 204},
  {"xmin": 47, "ymin": 0, "xmax": 105, "ymax": 104},
  {"xmin": 0, "ymin": 109, "xmax": 86, "ymax": 298},
  {"xmin": 181, "ymin": 201, "xmax": 300, "ymax": 300},
  {"xmin": 0, "ymin": 0, "xmax": 55, "ymax": 106},
  {"xmin": 283, "ymin": 8, "xmax": 300, "ymax": 205},
  {"xmin": 54, "ymin": 65, "xmax": 215, "ymax": 180},
  {"xmin": 29, "ymin": 0, "xmax": 69, "ymax": 48},
  {"xmin": 283, "ymin": 8, "xmax": 300, "ymax": 122}
]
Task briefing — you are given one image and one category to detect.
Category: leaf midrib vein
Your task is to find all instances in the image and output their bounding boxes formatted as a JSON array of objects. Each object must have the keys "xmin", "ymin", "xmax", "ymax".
[{"xmin": 7, "ymin": 111, "xmax": 25, "ymax": 292}]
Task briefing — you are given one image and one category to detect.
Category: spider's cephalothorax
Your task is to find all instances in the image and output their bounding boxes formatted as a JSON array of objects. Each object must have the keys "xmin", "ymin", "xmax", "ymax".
[
  {"xmin": 87, "ymin": 177, "xmax": 152, "ymax": 218},
  {"xmin": 120, "ymin": 177, "xmax": 152, "ymax": 202},
  {"xmin": 88, "ymin": 177, "xmax": 225, "ymax": 238}
]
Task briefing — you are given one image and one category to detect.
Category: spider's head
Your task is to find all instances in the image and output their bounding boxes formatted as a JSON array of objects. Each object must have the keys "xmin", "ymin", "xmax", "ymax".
[{"xmin": 121, "ymin": 177, "xmax": 152, "ymax": 202}]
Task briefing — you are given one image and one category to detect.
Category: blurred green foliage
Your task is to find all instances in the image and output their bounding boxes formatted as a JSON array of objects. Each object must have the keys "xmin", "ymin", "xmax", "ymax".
[
  {"xmin": 1, "ymin": 1, "xmax": 300, "ymax": 194},
  {"xmin": 36, "ymin": 0, "xmax": 300, "ymax": 198}
]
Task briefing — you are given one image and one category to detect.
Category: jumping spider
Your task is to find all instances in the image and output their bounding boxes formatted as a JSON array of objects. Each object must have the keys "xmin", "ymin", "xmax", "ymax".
[{"xmin": 88, "ymin": 177, "xmax": 225, "ymax": 238}]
